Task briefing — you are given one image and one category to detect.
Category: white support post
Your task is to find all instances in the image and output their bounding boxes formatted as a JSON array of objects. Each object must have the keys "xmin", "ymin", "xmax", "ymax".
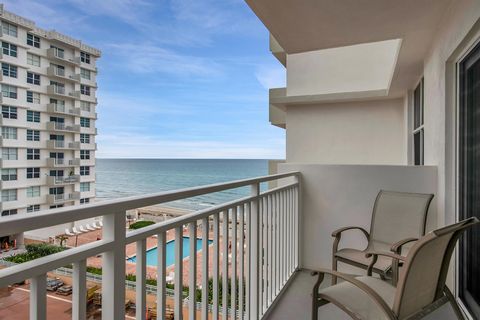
[
  {"xmin": 30, "ymin": 274, "xmax": 46, "ymax": 320},
  {"xmin": 231, "ymin": 206, "xmax": 237, "ymax": 318},
  {"xmin": 250, "ymin": 183, "xmax": 260, "ymax": 320},
  {"xmin": 239, "ymin": 205, "xmax": 245, "ymax": 319},
  {"xmin": 136, "ymin": 239, "xmax": 147, "ymax": 320},
  {"xmin": 73, "ymin": 259, "xmax": 87, "ymax": 320},
  {"xmin": 212, "ymin": 213, "xmax": 220, "ymax": 320},
  {"xmin": 175, "ymin": 226, "xmax": 184, "ymax": 320},
  {"xmin": 189, "ymin": 222, "xmax": 197, "ymax": 320},
  {"xmin": 245, "ymin": 203, "xmax": 251, "ymax": 319},
  {"xmin": 102, "ymin": 213, "xmax": 126, "ymax": 320},
  {"xmin": 222, "ymin": 210, "xmax": 229, "ymax": 319},
  {"xmin": 157, "ymin": 232, "xmax": 166, "ymax": 320},
  {"xmin": 202, "ymin": 217, "xmax": 210, "ymax": 320}
]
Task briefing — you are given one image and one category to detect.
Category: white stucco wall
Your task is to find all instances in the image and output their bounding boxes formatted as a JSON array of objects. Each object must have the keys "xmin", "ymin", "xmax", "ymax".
[
  {"xmin": 422, "ymin": 0, "xmax": 480, "ymax": 230},
  {"xmin": 285, "ymin": 98, "xmax": 406, "ymax": 164},
  {"xmin": 278, "ymin": 164, "xmax": 437, "ymax": 270}
]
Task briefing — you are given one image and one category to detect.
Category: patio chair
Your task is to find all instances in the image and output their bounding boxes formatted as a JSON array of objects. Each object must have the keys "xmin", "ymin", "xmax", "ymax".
[
  {"xmin": 312, "ymin": 217, "xmax": 479, "ymax": 320},
  {"xmin": 331, "ymin": 190, "xmax": 434, "ymax": 284}
]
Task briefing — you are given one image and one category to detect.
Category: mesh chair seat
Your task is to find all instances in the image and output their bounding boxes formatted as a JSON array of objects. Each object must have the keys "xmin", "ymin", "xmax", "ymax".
[{"xmin": 318, "ymin": 276, "xmax": 396, "ymax": 320}]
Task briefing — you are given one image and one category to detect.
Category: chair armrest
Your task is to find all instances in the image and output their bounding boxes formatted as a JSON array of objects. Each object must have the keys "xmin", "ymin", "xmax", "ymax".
[
  {"xmin": 390, "ymin": 237, "xmax": 418, "ymax": 254},
  {"xmin": 311, "ymin": 268, "xmax": 396, "ymax": 320},
  {"xmin": 331, "ymin": 226, "xmax": 370, "ymax": 255},
  {"xmin": 365, "ymin": 250, "xmax": 406, "ymax": 278},
  {"xmin": 331, "ymin": 226, "xmax": 369, "ymax": 239}
]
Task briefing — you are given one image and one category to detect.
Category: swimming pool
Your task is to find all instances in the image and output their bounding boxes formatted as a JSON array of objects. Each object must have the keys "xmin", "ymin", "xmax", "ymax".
[{"xmin": 127, "ymin": 237, "xmax": 212, "ymax": 267}]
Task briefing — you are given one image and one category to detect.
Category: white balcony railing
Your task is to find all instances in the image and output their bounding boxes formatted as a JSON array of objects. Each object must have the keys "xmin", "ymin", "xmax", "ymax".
[{"xmin": 0, "ymin": 172, "xmax": 300, "ymax": 320}]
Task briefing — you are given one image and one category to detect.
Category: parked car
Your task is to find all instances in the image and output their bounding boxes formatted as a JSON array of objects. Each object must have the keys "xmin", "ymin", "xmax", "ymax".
[
  {"xmin": 56, "ymin": 285, "xmax": 72, "ymax": 296},
  {"xmin": 46, "ymin": 278, "xmax": 64, "ymax": 291}
]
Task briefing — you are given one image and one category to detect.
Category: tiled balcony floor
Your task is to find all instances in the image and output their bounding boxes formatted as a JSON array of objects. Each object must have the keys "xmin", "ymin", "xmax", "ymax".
[{"xmin": 265, "ymin": 270, "xmax": 459, "ymax": 320}]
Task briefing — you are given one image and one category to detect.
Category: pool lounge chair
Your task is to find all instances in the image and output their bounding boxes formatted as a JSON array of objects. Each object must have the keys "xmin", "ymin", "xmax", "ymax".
[
  {"xmin": 79, "ymin": 225, "xmax": 88, "ymax": 233},
  {"xmin": 86, "ymin": 224, "xmax": 96, "ymax": 231},
  {"xmin": 65, "ymin": 229, "xmax": 76, "ymax": 237},
  {"xmin": 92, "ymin": 222, "xmax": 101, "ymax": 230},
  {"xmin": 72, "ymin": 227, "xmax": 82, "ymax": 234},
  {"xmin": 312, "ymin": 217, "xmax": 479, "ymax": 320},
  {"xmin": 331, "ymin": 190, "xmax": 434, "ymax": 284}
]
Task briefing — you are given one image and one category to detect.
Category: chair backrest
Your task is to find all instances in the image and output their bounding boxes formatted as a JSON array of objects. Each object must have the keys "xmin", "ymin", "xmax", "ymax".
[
  {"xmin": 369, "ymin": 190, "xmax": 434, "ymax": 247},
  {"xmin": 393, "ymin": 217, "xmax": 479, "ymax": 319}
]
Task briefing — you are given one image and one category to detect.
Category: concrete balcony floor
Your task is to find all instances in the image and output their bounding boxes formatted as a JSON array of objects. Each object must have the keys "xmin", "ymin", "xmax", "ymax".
[{"xmin": 266, "ymin": 270, "xmax": 459, "ymax": 320}]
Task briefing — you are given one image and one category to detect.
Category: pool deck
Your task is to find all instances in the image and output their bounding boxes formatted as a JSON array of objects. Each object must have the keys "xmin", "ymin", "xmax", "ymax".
[{"xmin": 63, "ymin": 224, "xmax": 237, "ymax": 286}]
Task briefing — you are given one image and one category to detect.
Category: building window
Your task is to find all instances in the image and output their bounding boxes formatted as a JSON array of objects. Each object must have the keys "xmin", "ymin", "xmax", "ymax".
[
  {"xmin": 27, "ymin": 148, "xmax": 40, "ymax": 160},
  {"xmin": 80, "ymin": 198, "xmax": 90, "ymax": 204},
  {"xmin": 2, "ymin": 84, "xmax": 17, "ymax": 99},
  {"xmin": 80, "ymin": 133, "xmax": 90, "ymax": 144},
  {"xmin": 27, "ymin": 72, "xmax": 41, "ymax": 85},
  {"xmin": 80, "ymin": 182, "xmax": 90, "ymax": 192},
  {"xmin": 49, "ymin": 205, "xmax": 64, "ymax": 209},
  {"xmin": 1, "ymin": 168, "xmax": 17, "ymax": 181},
  {"xmin": 1, "ymin": 189, "xmax": 17, "ymax": 202},
  {"xmin": 26, "ymin": 186, "xmax": 41, "ymax": 198},
  {"xmin": 26, "ymin": 129, "xmax": 40, "ymax": 141},
  {"xmin": 80, "ymin": 150, "xmax": 90, "ymax": 160},
  {"xmin": 80, "ymin": 117, "xmax": 90, "ymax": 128},
  {"xmin": 2, "ymin": 22, "xmax": 17, "ymax": 37},
  {"xmin": 413, "ymin": 78, "xmax": 424, "ymax": 165},
  {"xmin": 2, "ymin": 148, "xmax": 17, "ymax": 160},
  {"xmin": 80, "ymin": 84, "xmax": 90, "ymax": 96},
  {"xmin": 2, "ymin": 41, "xmax": 17, "ymax": 57},
  {"xmin": 80, "ymin": 166, "xmax": 90, "ymax": 176},
  {"xmin": 80, "ymin": 68, "xmax": 91, "ymax": 80},
  {"xmin": 26, "ymin": 91, "xmax": 40, "ymax": 104},
  {"xmin": 27, "ymin": 33, "xmax": 40, "ymax": 48},
  {"xmin": 2, "ymin": 106, "xmax": 17, "ymax": 119},
  {"xmin": 1, "ymin": 127, "xmax": 17, "ymax": 139},
  {"xmin": 27, "ymin": 110, "xmax": 40, "ymax": 123},
  {"xmin": 1, "ymin": 209, "xmax": 17, "ymax": 216},
  {"xmin": 27, "ymin": 205, "xmax": 41, "ymax": 212},
  {"xmin": 80, "ymin": 52, "xmax": 90, "ymax": 64},
  {"xmin": 27, "ymin": 53, "xmax": 41, "ymax": 67},
  {"xmin": 80, "ymin": 101, "xmax": 91, "ymax": 112},
  {"xmin": 26, "ymin": 167, "xmax": 40, "ymax": 179},
  {"xmin": 2, "ymin": 63, "xmax": 17, "ymax": 78}
]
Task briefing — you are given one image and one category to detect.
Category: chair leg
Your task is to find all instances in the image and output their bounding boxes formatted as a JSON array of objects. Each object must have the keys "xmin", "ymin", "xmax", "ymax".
[
  {"xmin": 444, "ymin": 286, "xmax": 465, "ymax": 320},
  {"xmin": 331, "ymin": 257, "xmax": 338, "ymax": 285}
]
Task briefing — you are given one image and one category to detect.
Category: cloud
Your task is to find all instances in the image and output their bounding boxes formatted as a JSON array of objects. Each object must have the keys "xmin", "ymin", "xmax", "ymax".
[
  {"xmin": 106, "ymin": 43, "xmax": 223, "ymax": 78},
  {"xmin": 255, "ymin": 64, "xmax": 286, "ymax": 89}
]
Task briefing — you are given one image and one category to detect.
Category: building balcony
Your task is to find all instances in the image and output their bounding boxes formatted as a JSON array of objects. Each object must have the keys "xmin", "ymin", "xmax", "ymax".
[
  {"xmin": 46, "ymin": 121, "xmax": 81, "ymax": 133},
  {"xmin": 46, "ymin": 175, "xmax": 80, "ymax": 186},
  {"xmin": 46, "ymin": 66, "xmax": 79, "ymax": 83},
  {"xmin": 46, "ymin": 157, "xmax": 81, "ymax": 167},
  {"xmin": 46, "ymin": 140, "xmax": 81, "ymax": 150},
  {"xmin": 69, "ymin": 91, "xmax": 81, "ymax": 99},
  {"xmin": 0, "ymin": 167, "xmax": 445, "ymax": 319},
  {"xmin": 46, "ymin": 48, "xmax": 80, "ymax": 66},
  {"xmin": 46, "ymin": 191, "xmax": 81, "ymax": 204},
  {"xmin": 46, "ymin": 103, "xmax": 81, "ymax": 116},
  {"xmin": 80, "ymin": 142, "xmax": 97, "ymax": 150},
  {"xmin": 47, "ymin": 84, "xmax": 67, "ymax": 97}
]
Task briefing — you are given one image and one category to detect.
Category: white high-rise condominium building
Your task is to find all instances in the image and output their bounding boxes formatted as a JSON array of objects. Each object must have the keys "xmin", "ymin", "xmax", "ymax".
[{"xmin": 0, "ymin": 5, "xmax": 100, "ymax": 245}]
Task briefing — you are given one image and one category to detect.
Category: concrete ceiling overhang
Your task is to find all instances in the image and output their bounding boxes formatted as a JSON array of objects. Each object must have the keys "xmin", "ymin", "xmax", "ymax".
[{"xmin": 246, "ymin": 0, "xmax": 452, "ymax": 95}]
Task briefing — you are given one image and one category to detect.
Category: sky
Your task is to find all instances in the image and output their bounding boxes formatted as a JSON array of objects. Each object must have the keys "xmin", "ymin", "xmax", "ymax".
[{"xmin": 3, "ymin": 0, "xmax": 286, "ymax": 159}]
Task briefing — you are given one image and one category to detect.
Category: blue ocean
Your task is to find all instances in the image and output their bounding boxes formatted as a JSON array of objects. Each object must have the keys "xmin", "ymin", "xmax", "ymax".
[{"xmin": 95, "ymin": 159, "xmax": 269, "ymax": 210}]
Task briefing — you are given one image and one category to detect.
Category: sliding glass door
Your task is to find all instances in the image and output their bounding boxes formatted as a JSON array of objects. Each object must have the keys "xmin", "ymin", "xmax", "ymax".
[{"xmin": 459, "ymin": 41, "xmax": 480, "ymax": 319}]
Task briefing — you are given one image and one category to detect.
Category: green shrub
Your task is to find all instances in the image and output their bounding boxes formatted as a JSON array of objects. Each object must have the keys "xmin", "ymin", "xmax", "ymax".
[
  {"xmin": 4, "ymin": 243, "xmax": 66, "ymax": 264},
  {"xmin": 129, "ymin": 220, "xmax": 155, "ymax": 230}
]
